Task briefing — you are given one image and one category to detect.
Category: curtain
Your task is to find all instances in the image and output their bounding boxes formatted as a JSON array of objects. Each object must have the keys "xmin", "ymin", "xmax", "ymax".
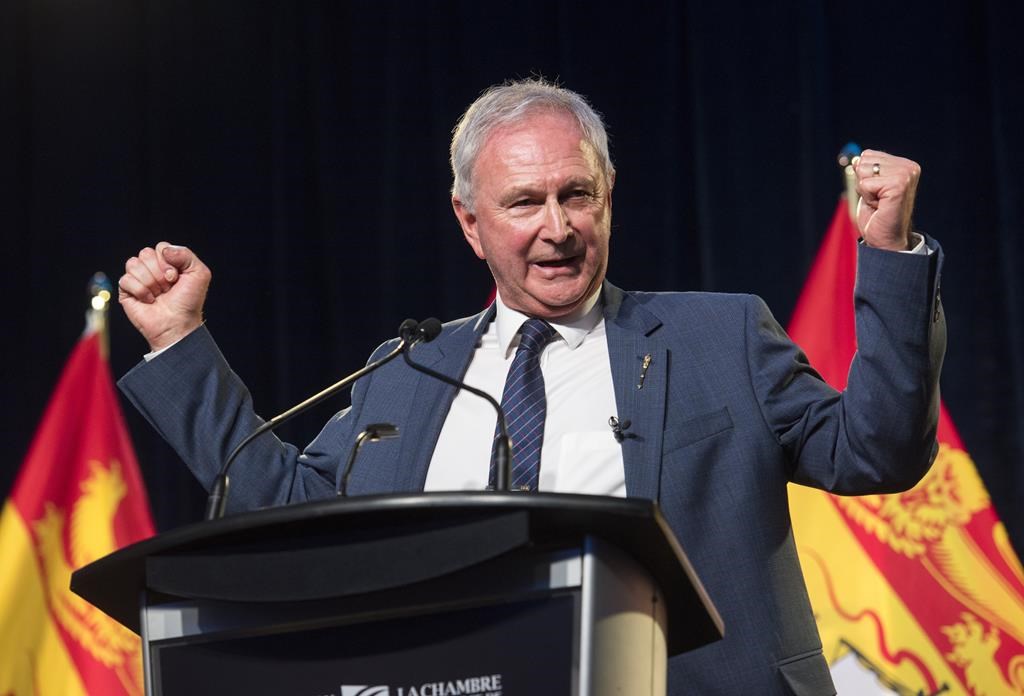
[{"xmin": 2, "ymin": 0, "xmax": 1021, "ymax": 549}]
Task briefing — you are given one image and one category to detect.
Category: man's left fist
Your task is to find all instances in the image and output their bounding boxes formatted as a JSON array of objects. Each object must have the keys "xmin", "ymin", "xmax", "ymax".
[{"xmin": 853, "ymin": 149, "xmax": 921, "ymax": 251}]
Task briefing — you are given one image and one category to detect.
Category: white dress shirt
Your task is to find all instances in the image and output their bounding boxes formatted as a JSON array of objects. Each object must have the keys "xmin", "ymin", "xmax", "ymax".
[{"xmin": 424, "ymin": 290, "xmax": 626, "ymax": 496}]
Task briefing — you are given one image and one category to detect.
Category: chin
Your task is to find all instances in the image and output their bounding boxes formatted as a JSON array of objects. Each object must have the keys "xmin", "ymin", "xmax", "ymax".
[
  {"xmin": 534, "ymin": 295, "xmax": 588, "ymax": 318},
  {"xmin": 543, "ymin": 281, "xmax": 601, "ymax": 312}
]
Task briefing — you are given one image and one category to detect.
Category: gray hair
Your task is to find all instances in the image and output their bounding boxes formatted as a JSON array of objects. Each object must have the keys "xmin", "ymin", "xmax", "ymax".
[{"xmin": 449, "ymin": 78, "xmax": 615, "ymax": 211}]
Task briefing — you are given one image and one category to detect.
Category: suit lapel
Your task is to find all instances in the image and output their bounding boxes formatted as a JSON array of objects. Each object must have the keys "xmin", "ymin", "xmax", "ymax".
[
  {"xmin": 387, "ymin": 288, "xmax": 668, "ymax": 500},
  {"xmin": 392, "ymin": 306, "xmax": 495, "ymax": 492},
  {"xmin": 603, "ymin": 284, "xmax": 667, "ymax": 502}
]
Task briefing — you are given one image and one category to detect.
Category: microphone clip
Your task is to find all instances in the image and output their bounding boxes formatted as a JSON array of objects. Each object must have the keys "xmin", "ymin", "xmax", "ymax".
[{"xmin": 609, "ymin": 416, "xmax": 633, "ymax": 443}]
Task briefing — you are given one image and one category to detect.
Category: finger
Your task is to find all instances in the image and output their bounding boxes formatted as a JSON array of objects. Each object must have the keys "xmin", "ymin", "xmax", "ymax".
[
  {"xmin": 865, "ymin": 162, "xmax": 920, "ymax": 189},
  {"xmin": 159, "ymin": 243, "xmax": 200, "ymax": 273},
  {"xmin": 856, "ymin": 171, "xmax": 917, "ymax": 203},
  {"xmin": 856, "ymin": 174, "xmax": 890, "ymax": 198},
  {"xmin": 857, "ymin": 149, "xmax": 891, "ymax": 164},
  {"xmin": 123, "ymin": 254, "xmax": 163, "ymax": 301},
  {"xmin": 858, "ymin": 149, "xmax": 890, "ymax": 161},
  {"xmin": 153, "ymin": 241, "xmax": 180, "ymax": 283},
  {"xmin": 856, "ymin": 177, "xmax": 882, "ymax": 207},
  {"xmin": 137, "ymin": 247, "xmax": 173, "ymax": 293},
  {"xmin": 853, "ymin": 150, "xmax": 896, "ymax": 180},
  {"xmin": 854, "ymin": 158, "xmax": 885, "ymax": 182},
  {"xmin": 161, "ymin": 244, "xmax": 212, "ymax": 291},
  {"xmin": 856, "ymin": 193, "xmax": 877, "ymax": 220},
  {"xmin": 118, "ymin": 270, "xmax": 156, "ymax": 304},
  {"xmin": 856, "ymin": 150, "xmax": 920, "ymax": 183}
]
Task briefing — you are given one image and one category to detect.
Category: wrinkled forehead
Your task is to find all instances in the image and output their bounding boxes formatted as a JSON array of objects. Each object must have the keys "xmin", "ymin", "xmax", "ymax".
[{"xmin": 476, "ymin": 112, "xmax": 605, "ymax": 184}]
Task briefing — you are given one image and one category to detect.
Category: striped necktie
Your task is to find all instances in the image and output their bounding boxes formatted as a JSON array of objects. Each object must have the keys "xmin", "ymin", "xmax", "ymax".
[{"xmin": 490, "ymin": 318, "xmax": 557, "ymax": 491}]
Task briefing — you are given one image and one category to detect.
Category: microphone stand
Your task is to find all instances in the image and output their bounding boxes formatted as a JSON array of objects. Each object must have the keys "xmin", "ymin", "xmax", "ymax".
[
  {"xmin": 204, "ymin": 338, "xmax": 410, "ymax": 521},
  {"xmin": 400, "ymin": 345, "xmax": 513, "ymax": 491},
  {"xmin": 337, "ymin": 423, "xmax": 399, "ymax": 497}
]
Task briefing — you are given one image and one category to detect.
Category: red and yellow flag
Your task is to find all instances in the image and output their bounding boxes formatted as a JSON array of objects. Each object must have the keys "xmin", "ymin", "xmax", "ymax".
[
  {"xmin": 788, "ymin": 200, "xmax": 1024, "ymax": 694},
  {"xmin": 0, "ymin": 327, "xmax": 155, "ymax": 695}
]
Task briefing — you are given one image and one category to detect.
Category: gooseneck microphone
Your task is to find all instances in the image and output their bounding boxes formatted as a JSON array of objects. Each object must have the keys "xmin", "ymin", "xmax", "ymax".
[
  {"xmin": 399, "ymin": 318, "xmax": 515, "ymax": 491},
  {"xmin": 337, "ymin": 423, "xmax": 400, "ymax": 497},
  {"xmin": 204, "ymin": 320, "xmax": 431, "ymax": 521}
]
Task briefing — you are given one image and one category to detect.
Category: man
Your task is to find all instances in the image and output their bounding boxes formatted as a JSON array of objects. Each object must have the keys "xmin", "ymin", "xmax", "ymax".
[{"xmin": 118, "ymin": 79, "xmax": 944, "ymax": 694}]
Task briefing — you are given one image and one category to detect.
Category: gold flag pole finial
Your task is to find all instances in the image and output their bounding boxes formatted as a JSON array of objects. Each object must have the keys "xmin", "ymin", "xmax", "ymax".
[
  {"xmin": 86, "ymin": 272, "xmax": 114, "ymax": 360},
  {"xmin": 837, "ymin": 142, "xmax": 862, "ymax": 224}
]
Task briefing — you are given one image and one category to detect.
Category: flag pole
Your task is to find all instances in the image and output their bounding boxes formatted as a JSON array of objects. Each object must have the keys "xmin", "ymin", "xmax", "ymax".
[
  {"xmin": 86, "ymin": 272, "xmax": 114, "ymax": 360},
  {"xmin": 836, "ymin": 141, "xmax": 862, "ymax": 224}
]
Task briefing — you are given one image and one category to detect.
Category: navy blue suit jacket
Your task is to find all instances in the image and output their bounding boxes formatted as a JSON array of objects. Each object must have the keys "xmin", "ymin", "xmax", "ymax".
[{"xmin": 120, "ymin": 240, "xmax": 945, "ymax": 695}]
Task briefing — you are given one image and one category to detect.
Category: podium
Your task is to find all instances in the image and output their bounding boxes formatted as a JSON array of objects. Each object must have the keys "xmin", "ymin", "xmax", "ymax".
[{"xmin": 72, "ymin": 492, "xmax": 723, "ymax": 696}]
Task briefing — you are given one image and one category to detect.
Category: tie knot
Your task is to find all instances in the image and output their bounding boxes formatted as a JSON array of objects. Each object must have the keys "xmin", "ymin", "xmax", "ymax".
[{"xmin": 517, "ymin": 319, "xmax": 556, "ymax": 355}]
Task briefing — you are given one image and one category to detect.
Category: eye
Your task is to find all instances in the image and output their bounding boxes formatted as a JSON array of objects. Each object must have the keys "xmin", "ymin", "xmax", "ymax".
[
  {"xmin": 563, "ymin": 188, "xmax": 595, "ymax": 204},
  {"xmin": 508, "ymin": 197, "xmax": 542, "ymax": 209}
]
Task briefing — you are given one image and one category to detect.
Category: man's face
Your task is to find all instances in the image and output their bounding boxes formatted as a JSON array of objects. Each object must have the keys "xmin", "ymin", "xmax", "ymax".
[{"xmin": 453, "ymin": 112, "xmax": 613, "ymax": 320}]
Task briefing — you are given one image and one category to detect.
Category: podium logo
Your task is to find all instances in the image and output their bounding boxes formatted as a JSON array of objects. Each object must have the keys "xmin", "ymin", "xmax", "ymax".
[{"xmin": 336, "ymin": 674, "xmax": 502, "ymax": 696}]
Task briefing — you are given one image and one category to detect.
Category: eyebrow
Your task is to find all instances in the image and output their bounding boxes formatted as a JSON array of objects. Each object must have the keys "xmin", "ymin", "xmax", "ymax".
[
  {"xmin": 559, "ymin": 176, "xmax": 599, "ymax": 192},
  {"xmin": 497, "ymin": 176, "xmax": 599, "ymax": 206}
]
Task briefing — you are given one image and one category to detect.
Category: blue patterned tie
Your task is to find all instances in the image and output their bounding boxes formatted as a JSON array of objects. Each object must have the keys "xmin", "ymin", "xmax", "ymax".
[{"xmin": 490, "ymin": 319, "xmax": 557, "ymax": 491}]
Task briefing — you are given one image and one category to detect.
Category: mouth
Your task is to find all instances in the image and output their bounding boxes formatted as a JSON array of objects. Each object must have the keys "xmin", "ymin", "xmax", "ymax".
[{"xmin": 533, "ymin": 255, "xmax": 581, "ymax": 270}]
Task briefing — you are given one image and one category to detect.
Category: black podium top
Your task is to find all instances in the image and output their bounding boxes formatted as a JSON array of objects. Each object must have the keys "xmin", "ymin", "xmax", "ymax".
[{"xmin": 71, "ymin": 492, "xmax": 723, "ymax": 655}]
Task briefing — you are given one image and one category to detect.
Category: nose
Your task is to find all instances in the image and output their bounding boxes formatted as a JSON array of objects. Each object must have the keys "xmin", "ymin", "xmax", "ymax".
[{"xmin": 540, "ymin": 199, "xmax": 574, "ymax": 244}]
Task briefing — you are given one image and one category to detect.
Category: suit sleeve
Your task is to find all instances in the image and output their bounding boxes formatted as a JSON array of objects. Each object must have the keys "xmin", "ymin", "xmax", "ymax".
[
  {"xmin": 117, "ymin": 325, "xmax": 384, "ymax": 513},
  {"xmin": 747, "ymin": 239, "xmax": 946, "ymax": 494}
]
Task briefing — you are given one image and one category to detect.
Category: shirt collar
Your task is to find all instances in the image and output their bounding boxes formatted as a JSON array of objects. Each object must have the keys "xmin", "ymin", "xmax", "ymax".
[{"xmin": 494, "ymin": 288, "xmax": 603, "ymax": 357}]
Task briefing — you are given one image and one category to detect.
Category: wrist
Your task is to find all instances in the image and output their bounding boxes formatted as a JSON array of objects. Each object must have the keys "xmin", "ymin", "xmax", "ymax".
[
  {"xmin": 862, "ymin": 232, "xmax": 913, "ymax": 252},
  {"xmin": 147, "ymin": 320, "xmax": 203, "ymax": 352}
]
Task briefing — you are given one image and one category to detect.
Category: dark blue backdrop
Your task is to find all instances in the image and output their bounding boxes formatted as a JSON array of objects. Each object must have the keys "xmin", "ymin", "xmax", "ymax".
[{"xmin": 2, "ymin": 1, "xmax": 1022, "ymax": 553}]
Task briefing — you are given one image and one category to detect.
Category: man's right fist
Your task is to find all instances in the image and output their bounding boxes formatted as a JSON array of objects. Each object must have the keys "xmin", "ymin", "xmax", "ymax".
[{"xmin": 118, "ymin": 242, "xmax": 212, "ymax": 351}]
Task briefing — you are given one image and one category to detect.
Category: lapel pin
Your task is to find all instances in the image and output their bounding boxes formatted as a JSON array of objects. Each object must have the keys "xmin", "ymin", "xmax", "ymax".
[{"xmin": 637, "ymin": 353, "xmax": 652, "ymax": 389}]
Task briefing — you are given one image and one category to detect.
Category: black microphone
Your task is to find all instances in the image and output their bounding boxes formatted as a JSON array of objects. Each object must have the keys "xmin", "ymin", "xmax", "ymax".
[
  {"xmin": 609, "ymin": 416, "xmax": 633, "ymax": 442},
  {"xmin": 399, "ymin": 317, "xmax": 515, "ymax": 491},
  {"xmin": 400, "ymin": 317, "xmax": 442, "ymax": 344},
  {"xmin": 337, "ymin": 422, "xmax": 400, "ymax": 496},
  {"xmin": 204, "ymin": 320, "xmax": 428, "ymax": 521}
]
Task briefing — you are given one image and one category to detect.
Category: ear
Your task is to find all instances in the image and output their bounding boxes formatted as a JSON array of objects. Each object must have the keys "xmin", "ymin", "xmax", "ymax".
[{"xmin": 453, "ymin": 197, "xmax": 486, "ymax": 260}]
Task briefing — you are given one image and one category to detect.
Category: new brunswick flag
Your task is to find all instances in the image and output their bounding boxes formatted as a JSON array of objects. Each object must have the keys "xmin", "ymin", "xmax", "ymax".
[
  {"xmin": 0, "ymin": 323, "xmax": 155, "ymax": 695},
  {"xmin": 788, "ymin": 200, "xmax": 1024, "ymax": 694}
]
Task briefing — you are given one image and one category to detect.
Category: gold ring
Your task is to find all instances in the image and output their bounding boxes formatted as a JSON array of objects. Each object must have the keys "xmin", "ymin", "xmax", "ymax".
[{"xmin": 872, "ymin": 162, "xmax": 881, "ymax": 176}]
